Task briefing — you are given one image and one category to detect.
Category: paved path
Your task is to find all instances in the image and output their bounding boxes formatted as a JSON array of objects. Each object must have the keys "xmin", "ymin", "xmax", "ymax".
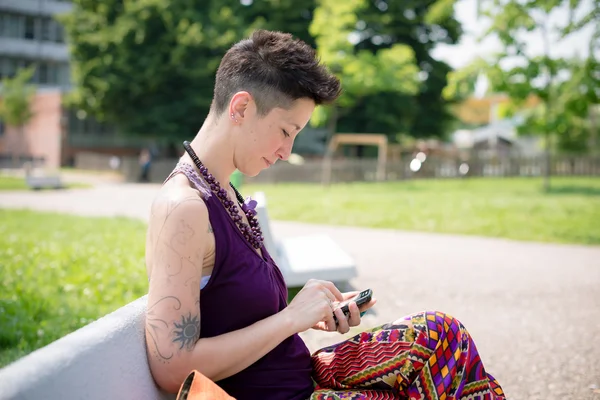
[{"xmin": 1, "ymin": 184, "xmax": 600, "ymax": 400}]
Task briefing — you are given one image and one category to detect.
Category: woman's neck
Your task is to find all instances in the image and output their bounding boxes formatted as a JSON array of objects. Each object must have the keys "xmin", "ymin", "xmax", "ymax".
[{"xmin": 183, "ymin": 116, "xmax": 236, "ymax": 186}]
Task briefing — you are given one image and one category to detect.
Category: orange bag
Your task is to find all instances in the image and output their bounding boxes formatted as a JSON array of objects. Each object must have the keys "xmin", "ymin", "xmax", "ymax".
[{"xmin": 176, "ymin": 370, "xmax": 236, "ymax": 400}]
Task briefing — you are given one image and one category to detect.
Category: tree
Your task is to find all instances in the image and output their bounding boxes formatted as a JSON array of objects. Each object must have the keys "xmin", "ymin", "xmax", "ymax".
[
  {"xmin": 0, "ymin": 66, "xmax": 35, "ymax": 127},
  {"xmin": 0, "ymin": 67, "xmax": 36, "ymax": 164},
  {"xmin": 333, "ymin": 0, "xmax": 463, "ymax": 141},
  {"xmin": 309, "ymin": 0, "xmax": 420, "ymax": 141},
  {"xmin": 60, "ymin": 0, "xmax": 246, "ymax": 140},
  {"xmin": 550, "ymin": 55, "xmax": 600, "ymax": 153},
  {"xmin": 60, "ymin": 0, "xmax": 318, "ymax": 141},
  {"xmin": 442, "ymin": 57, "xmax": 493, "ymax": 132},
  {"xmin": 62, "ymin": 0, "xmax": 461, "ymax": 147},
  {"xmin": 477, "ymin": 0, "xmax": 600, "ymax": 190}
]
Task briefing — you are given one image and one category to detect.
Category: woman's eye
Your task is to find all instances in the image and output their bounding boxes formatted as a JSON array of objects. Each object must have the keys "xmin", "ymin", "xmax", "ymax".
[{"xmin": 282, "ymin": 129, "xmax": 290, "ymax": 138}]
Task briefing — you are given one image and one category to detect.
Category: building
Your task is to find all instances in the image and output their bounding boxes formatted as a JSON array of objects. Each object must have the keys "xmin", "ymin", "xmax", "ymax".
[
  {"xmin": 0, "ymin": 0, "xmax": 149, "ymax": 170},
  {"xmin": 0, "ymin": 0, "xmax": 71, "ymax": 87},
  {"xmin": 0, "ymin": 0, "xmax": 71, "ymax": 168}
]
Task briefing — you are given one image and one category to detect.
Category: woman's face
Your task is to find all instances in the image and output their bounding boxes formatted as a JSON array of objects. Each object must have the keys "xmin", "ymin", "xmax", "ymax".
[{"xmin": 232, "ymin": 96, "xmax": 315, "ymax": 177}]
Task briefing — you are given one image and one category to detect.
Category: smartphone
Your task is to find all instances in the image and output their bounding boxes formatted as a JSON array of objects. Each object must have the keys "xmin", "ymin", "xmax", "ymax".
[{"xmin": 333, "ymin": 289, "xmax": 373, "ymax": 325}]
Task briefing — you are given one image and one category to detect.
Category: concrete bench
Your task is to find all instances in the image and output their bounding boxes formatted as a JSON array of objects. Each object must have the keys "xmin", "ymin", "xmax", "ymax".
[
  {"xmin": 25, "ymin": 175, "xmax": 64, "ymax": 190},
  {"xmin": 253, "ymin": 191, "xmax": 357, "ymax": 288},
  {"xmin": 23, "ymin": 164, "xmax": 64, "ymax": 190},
  {"xmin": 0, "ymin": 295, "xmax": 174, "ymax": 400}
]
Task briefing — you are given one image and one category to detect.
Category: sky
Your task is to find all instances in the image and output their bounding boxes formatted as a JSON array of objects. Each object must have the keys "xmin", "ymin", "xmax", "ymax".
[{"xmin": 431, "ymin": 0, "xmax": 597, "ymax": 70}]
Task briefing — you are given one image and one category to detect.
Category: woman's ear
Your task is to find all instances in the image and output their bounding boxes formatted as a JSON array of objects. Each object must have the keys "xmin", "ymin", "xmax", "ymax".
[{"xmin": 229, "ymin": 91, "xmax": 253, "ymax": 121}]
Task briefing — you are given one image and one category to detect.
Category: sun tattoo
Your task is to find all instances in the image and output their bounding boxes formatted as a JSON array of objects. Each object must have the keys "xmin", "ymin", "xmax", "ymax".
[{"xmin": 173, "ymin": 313, "xmax": 200, "ymax": 350}]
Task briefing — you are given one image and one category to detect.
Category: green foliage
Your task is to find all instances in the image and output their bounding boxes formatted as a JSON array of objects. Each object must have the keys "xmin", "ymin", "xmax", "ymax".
[
  {"xmin": 443, "ymin": 57, "xmax": 489, "ymax": 101},
  {"xmin": 477, "ymin": 0, "xmax": 599, "ymax": 153},
  {"xmin": 0, "ymin": 209, "xmax": 148, "ymax": 367},
  {"xmin": 60, "ymin": 0, "xmax": 243, "ymax": 138},
  {"xmin": 332, "ymin": 0, "xmax": 463, "ymax": 140},
  {"xmin": 309, "ymin": 0, "xmax": 419, "ymax": 128},
  {"xmin": 246, "ymin": 177, "xmax": 600, "ymax": 245},
  {"xmin": 0, "ymin": 67, "xmax": 36, "ymax": 127},
  {"xmin": 60, "ymin": 0, "xmax": 318, "ymax": 139},
  {"xmin": 62, "ymin": 0, "xmax": 462, "ymax": 142},
  {"xmin": 553, "ymin": 57, "xmax": 600, "ymax": 152}
]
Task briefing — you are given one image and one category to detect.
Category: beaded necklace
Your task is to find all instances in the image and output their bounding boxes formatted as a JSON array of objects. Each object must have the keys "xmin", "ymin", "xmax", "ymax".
[{"xmin": 183, "ymin": 141, "xmax": 264, "ymax": 249}]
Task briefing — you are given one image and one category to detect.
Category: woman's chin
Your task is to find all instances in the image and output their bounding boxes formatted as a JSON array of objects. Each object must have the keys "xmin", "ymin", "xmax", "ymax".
[{"xmin": 237, "ymin": 167, "xmax": 260, "ymax": 178}]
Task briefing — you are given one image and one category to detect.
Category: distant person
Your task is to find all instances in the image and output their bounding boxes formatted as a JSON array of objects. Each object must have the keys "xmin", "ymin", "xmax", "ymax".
[
  {"xmin": 139, "ymin": 147, "xmax": 152, "ymax": 182},
  {"xmin": 144, "ymin": 30, "xmax": 505, "ymax": 399}
]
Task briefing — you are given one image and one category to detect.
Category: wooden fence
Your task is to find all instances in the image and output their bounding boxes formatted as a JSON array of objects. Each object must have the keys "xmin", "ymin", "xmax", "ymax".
[
  {"xmin": 65, "ymin": 151, "xmax": 600, "ymax": 184},
  {"xmin": 246, "ymin": 154, "xmax": 600, "ymax": 184}
]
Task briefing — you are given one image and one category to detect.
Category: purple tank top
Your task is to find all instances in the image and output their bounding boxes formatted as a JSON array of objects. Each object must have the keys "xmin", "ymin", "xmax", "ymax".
[{"xmin": 167, "ymin": 162, "xmax": 313, "ymax": 400}]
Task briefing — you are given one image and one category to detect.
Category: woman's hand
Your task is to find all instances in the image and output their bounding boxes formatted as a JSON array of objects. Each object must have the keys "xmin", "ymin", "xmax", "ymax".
[
  {"xmin": 311, "ymin": 291, "xmax": 378, "ymax": 334},
  {"xmin": 283, "ymin": 279, "xmax": 344, "ymax": 334}
]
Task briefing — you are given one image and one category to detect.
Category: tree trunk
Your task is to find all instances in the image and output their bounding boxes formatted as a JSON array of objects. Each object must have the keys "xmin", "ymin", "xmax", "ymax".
[
  {"xmin": 12, "ymin": 125, "xmax": 26, "ymax": 168},
  {"xmin": 590, "ymin": 104, "xmax": 598, "ymax": 155},
  {"xmin": 541, "ymin": 14, "xmax": 553, "ymax": 191},
  {"xmin": 321, "ymin": 104, "xmax": 338, "ymax": 186},
  {"xmin": 543, "ymin": 131, "xmax": 551, "ymax": 191},
  {"xmin": 326, "ymin": 103, "xmax": 338, "ymax": 142}
]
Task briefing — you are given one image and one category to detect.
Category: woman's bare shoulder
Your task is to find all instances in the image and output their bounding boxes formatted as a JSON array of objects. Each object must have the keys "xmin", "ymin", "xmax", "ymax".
[{"xmin": 150, "ymin": 174, "xmax": 208, "ymax": 221}]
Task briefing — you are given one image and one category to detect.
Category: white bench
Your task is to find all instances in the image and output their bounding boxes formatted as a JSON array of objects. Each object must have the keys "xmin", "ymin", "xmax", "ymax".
[
  {"xmin": 0, "ymin": 295, "xmax": 174, "ymax": 400},
  {"xmin": 253, "ymin": 191, "xmax": 357, "ymax": 288},
  {"xmin": 23, "ymin": 164, "xmax": 64, "ymax": 190},
  {"xmin": 26, "ymin": 175, "xmax": 64, "ymax": 190}
]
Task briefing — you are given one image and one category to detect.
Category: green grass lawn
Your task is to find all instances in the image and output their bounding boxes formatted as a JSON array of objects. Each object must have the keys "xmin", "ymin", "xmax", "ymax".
[
  {"xmin": 0, "ymin": 176, "xmax": 89, "ymax": 191},
  {"xmin": 0, "ymin": 209, "xmax": 148, "ymax": 368},
  {"xmin": 0, "ymin": 176, "xmax": 30, "ymax": 191},
  {"xmin": 245, "ymin": 177, "xmax": 600, "ymax": 245},
  {"xmin": 1, "ymin": 176, "xmax": 598, "ymax": 367}
]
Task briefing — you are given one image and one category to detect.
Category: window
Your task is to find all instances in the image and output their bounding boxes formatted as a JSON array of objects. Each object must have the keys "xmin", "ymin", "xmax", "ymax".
[
  {"xmin": 48, "ymin": 63, "xmax": 59, "ymax": 84},
  {"xmin": 41, "ymin": 18, "xmax": 52, "ymax": 41},
  {"xmin": 6, "ymin": 58, "xmax": 17, "ymax": 77},
  {"xmin": 24, "ymin": 16, "xmax": 35, "ymax": 39},
  {"xmin": 0, "ymin": 58, "xmax": 6, "ymax": 80},
  {"xmin": 55, "ymin": 22, "xmax": 64, "ymax": 43},
  {"xmin": 0, "ymin": 58, "xmax": 69, "ymax": 86},
  {"xmin": 7, "ymin": 14, "xmax": 23, "ymax": 38},
  {"xmin": 57, "ymin": 63, "xmax": 70, "ymax": 85},
  {"xmin": 38, "ymin": 62, "xmax": 49, "ymax": 84}
]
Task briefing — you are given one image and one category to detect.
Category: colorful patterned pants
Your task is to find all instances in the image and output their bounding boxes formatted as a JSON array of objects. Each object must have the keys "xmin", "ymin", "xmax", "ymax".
[{"xmin": 310, "ymin": 311, "xmax": 505, "ymax": 400}]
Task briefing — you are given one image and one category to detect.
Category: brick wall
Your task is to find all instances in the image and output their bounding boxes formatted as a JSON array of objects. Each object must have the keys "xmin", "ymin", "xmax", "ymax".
[{"xmin": 0, "ymin": 89, "xmax": 64, "ymax": 169}]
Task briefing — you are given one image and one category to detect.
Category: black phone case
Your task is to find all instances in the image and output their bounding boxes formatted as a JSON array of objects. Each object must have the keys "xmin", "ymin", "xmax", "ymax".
[{"xmin": 334, "ymin": 289, "xmax": 372, "ymax": 325}]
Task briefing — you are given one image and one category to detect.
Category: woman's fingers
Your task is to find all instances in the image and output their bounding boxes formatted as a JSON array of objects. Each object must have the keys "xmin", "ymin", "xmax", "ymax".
[
  {"xmin": 324, "ymin": 309, "xmax": 337, "ymax": 332},
  {"xmin": 319, "ymin": 281, "xmax": 344, "ymax": 302},
  {"xmin": 347, "ymin": 301, "xmax": 361, "ymax": 327},
  {"xmin": 334, "ymin": 308, "xmax": 350, "ymax": 334},
  {"xmin": 341, "ymin": 291, "xmax": 360, "ymax": 300}
]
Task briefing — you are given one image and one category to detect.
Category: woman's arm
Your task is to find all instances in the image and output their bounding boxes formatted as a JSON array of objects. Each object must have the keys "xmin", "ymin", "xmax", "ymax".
[{"xmin": 145, "ymin": 196, "xmax": 318, "ymax": 393}]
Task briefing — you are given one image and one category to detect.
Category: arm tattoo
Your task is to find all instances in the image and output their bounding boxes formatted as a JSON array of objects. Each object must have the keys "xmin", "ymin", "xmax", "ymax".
[
  {"xmin": 173, "ymin": 313, "xmax": 200, "ymax": 351},
  {"xmin": 156, "ymin": 218, "xmax": 197, "ymax": 278},
  {"xmin": 172, "ymin": 219, "xmax": 195, "ymax": 246},
  {"xmin": 147, "ymin": 296, "xmax": 180, "ymax": 363},
  {"xmin": 146, "ymin": 296, "xmax": 201, "ymax": 363},
  {"xmin": 152, "ymin": 198, "xmax": 204, "ymax": 279},
  {"xmin": 185, "ymin": 276, "xmax": 200, "ymax": 296}
]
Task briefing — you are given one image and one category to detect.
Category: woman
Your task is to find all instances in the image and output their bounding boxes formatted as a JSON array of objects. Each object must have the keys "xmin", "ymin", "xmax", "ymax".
[{"xmin": 144, "ymin": 29, "xmax": 505, "ymax": 400}]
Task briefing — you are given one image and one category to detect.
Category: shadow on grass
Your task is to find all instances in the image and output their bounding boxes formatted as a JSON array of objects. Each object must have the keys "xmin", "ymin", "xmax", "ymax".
[{"xmin": 545, "ymin": 185, "xmax": 600, "ymax": 196}]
